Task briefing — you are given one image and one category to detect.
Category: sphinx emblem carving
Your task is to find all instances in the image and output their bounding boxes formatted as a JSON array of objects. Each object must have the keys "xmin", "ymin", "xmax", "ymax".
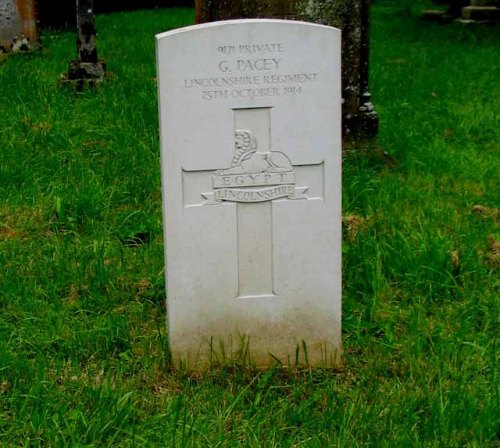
[{"xmin": 216, "ymin": 130, "xmax": 293, "ymax": 176}]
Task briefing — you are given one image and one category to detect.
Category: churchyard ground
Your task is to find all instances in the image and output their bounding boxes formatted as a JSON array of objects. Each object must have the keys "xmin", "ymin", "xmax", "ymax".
[{"xmin": 0, "ymin": 2, "xmax": 498, "ymax": 446}]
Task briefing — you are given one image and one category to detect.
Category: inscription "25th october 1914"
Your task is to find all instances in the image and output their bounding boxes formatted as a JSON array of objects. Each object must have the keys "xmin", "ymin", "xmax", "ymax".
[{"xmin": 183, "ymin": 42, "xmax": 319, "ymax": 101}]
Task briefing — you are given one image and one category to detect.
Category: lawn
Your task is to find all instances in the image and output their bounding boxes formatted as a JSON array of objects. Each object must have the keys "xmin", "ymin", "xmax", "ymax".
[{"xmin": 0, "ymin": 3, "xmax": 498, "ymax": 446}]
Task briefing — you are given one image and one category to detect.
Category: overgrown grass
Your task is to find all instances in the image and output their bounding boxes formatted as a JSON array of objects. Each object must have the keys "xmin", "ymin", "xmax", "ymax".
[{"xmin": 0, "ymin": 4, "xmax": 498, "ymax": 446}]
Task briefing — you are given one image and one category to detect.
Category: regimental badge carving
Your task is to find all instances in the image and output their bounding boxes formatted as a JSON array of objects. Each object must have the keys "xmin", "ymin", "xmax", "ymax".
[
  {"xmin": 219, "ymin": 130, "xmax": 293, "ymax": 175},
  {"xmin": 201, "ymin": 130, "xmax": 308, "ymax": 204}
]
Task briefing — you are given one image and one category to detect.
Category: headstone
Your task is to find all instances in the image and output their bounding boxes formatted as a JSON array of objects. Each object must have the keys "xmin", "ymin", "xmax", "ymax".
[
  {"xmin": 156, "ymin": 20, "xmax": 342, "ymax": 369},
  {"xmin": 0, "ymin": 0, "xmax": 39, "ymax": 52},
  {"xmin": 65, "ymin": 0, "xmax": 106, "ymax": 87},
  {"xmin": 195, "ymin": 0, "xmax": 379, "ymax": 146}
]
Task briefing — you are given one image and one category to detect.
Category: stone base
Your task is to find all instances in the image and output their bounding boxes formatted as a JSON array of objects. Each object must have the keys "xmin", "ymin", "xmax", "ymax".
[
  {"xmin": 342, "ymin": 90, "xmax": 379, "ymax": 149},
  {"xmin": 422, "ymin": 9, "xmax": 447, "ymax": 17},
  {"xmin": 343, "ymin": 103, "xmax": 379, "ymax": 150},
  {"xmin": 67, "ymin": 60, "xmax": 106, "ymax": 80},
  {"xmin": 1, "ymin": 36, "xmax": 40, "ymax": 54},
  {"xmin": 422, "ymin": 9, "xmax": 456, "ymax": 22},
  {"xmin": 61, "ymin": 60, "xmax": 107, "ymax": 90}
]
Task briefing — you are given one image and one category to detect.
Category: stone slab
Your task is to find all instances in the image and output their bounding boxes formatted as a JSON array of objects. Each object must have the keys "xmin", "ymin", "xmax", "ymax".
[
  {"xmin": 470, "ymin": 0, "xmax": 499, "ymax": 6},
  {"xmin": 422, "ymin": 9, "xmax": 449, "ymax": 21},
  {"xmin": 156, "ymin": 20, "xmax": 342, "ymax": 370},
  {"xmin": 462, "ymin": 5, "xmax": 500, "ymax": 19}
]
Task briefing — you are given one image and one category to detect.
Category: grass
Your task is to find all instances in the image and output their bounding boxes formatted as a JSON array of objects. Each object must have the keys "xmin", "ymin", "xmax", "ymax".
[{"xmin": 0, "ymin": 3, "xmax": 499, "ymax": 446}]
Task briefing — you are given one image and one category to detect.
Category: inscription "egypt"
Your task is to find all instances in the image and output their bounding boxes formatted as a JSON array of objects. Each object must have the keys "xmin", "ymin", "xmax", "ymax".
[{"xmin": 213, "ymin": 172, "xmax": 295, "ymax": 188}]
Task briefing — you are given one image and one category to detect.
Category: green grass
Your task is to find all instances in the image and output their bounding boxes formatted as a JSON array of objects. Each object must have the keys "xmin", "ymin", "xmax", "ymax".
[{"xmin": 0, "ymin": 4, "xmax": 498, "ymax": 446}]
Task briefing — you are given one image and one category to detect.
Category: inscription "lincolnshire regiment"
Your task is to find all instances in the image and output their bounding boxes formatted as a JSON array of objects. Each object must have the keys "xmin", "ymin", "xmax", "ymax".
[{"xmin": 201, "ymin": 129, "xmax": 308, "ymax": 204}]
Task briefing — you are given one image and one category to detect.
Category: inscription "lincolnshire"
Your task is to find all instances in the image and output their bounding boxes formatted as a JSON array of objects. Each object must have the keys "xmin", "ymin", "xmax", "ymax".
[{"xmin": 214, "ymin": 185, "xmax": 294, "ymax": 203}]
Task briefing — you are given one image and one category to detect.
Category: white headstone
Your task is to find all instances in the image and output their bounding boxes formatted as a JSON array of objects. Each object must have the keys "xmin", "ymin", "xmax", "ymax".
[{"xmin": 156, "ymin": 19, "xmax": 342, "ymax": 369}]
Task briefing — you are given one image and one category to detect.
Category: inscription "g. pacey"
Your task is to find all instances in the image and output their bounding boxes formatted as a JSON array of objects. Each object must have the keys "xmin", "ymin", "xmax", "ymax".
[{"xmin": 219, "ymin": 58, "xmax": 281, "ymax": 72}]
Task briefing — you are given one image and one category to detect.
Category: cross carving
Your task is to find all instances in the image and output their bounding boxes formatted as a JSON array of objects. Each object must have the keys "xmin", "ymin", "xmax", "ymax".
[{"xmin": 182, "ymin": 107, "xmax": 323, "ymax": 299}]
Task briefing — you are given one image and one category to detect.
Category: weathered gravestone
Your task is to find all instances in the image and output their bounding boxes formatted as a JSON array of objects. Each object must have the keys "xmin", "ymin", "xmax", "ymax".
[
  {"xmin": 65, "ymin": 0, "xmax": 106, "ymax": 87},
  {"xmin": 156, "ymin": 20, "xmax": 342, "ymax": 369},
  {"xmin": 0, "ymin": 0, "xmax": 39, "ymax": 52},
  {"xmin": 195, "ymin": 0, "xmax": 379, "ymax": 145}
]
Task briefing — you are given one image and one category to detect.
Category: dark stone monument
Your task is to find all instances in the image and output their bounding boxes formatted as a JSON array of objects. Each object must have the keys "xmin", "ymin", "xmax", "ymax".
[
  {"xmin": 195, "ymin": 0, "xmax": 379, "ymax": 146},
  {"xmin": 65, "ymin": 0, "xmax": 106, "ymax": 87}
]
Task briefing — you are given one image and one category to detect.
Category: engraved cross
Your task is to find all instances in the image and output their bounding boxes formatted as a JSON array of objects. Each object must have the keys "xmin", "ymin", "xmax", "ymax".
[{"xmin": 183, "ymin": 107, "xmax": 321, "ymax": 300}]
